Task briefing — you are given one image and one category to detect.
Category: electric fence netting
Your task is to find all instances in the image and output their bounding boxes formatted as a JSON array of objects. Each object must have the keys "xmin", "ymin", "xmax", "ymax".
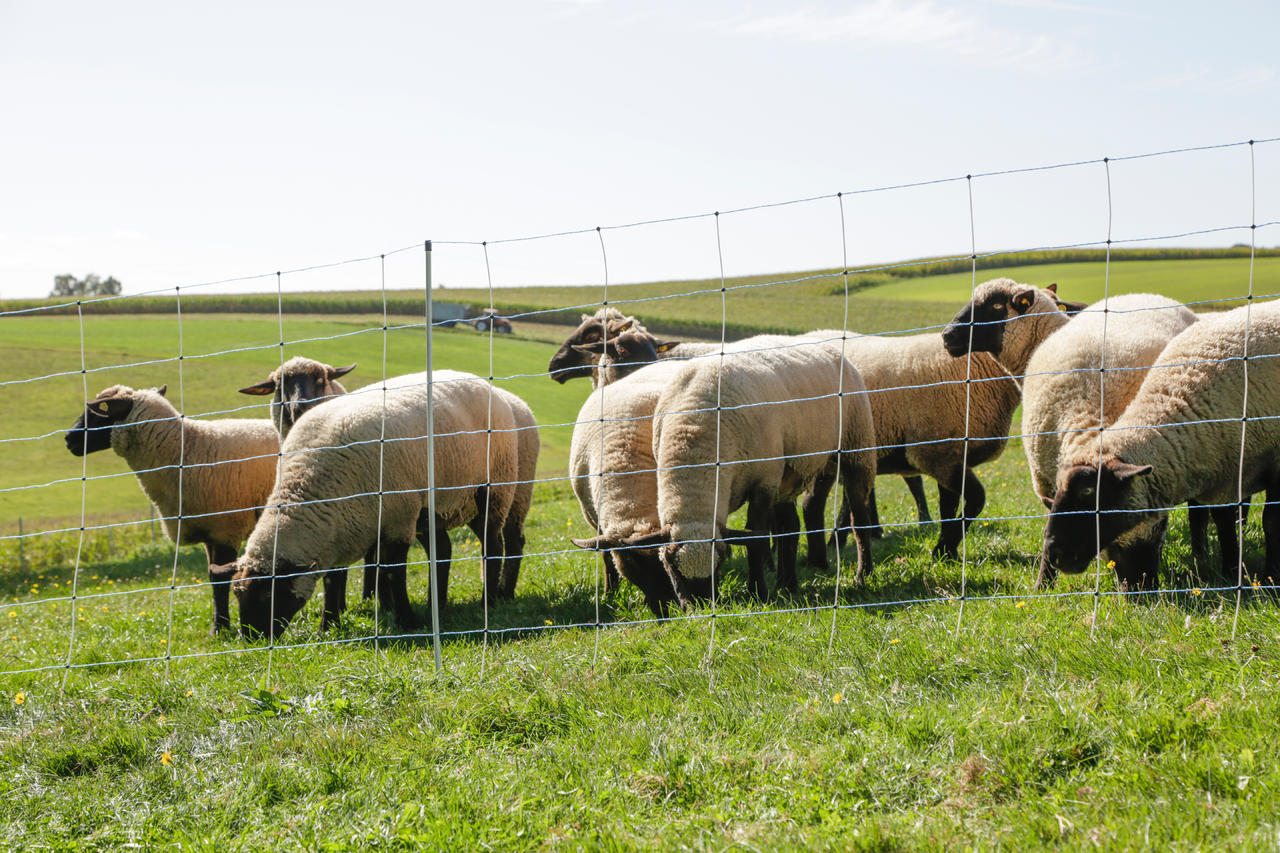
[{"xmin": 1, "ymin": 138, "xmax": 1278, "ymax": 688}]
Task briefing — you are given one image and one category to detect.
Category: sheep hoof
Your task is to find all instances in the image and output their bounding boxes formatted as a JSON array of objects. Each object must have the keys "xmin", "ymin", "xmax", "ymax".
[{"xmin": 931, "ymin": 542, "xmax": 959, "ymax": 561}]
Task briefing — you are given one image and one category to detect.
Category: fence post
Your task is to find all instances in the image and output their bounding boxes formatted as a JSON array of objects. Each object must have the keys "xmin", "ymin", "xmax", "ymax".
[{"xmin": 425, "ymin": 240, "xmax": 442, "ymax": 674}]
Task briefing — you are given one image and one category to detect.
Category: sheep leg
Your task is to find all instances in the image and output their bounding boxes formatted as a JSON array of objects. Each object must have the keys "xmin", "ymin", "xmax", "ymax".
[
  {"xmin": 745, "ymin": 494, "xmax": 775, "ymax": 600},
  {"xmin": 1262, "ymin": 489, "xmax": 1280, "ymax": 583},
  {"xmin": 933, "ymin": 468, "xmax": 985, "ymax": 560},
  {"xmin": 838, "ymin": 453, "xmax": 876, "ymax": 587},
  {"xmin": 1188, "ymin": 501, "xmax": 1211, "ymax": 572},
  {"xmin": 496, "ymin": 514, "xmax": 526, "ymax": 599},
  {"xmin": 205, "ymin": 543, "xmax": 237, "ymax": 634},
  {"xmin": 377, "ymin": 539, "xmax": 418, "ymax": 630},
  {"xmin": 415, "ymin": 512, "xmax": 452, "ymax": 611},
  {"xmin": 828, "ymin": 489, "xmax": 877, "ymax": 551},
  {"xmin": 360, "ymin": 548, "xmax": 378, "ymax": 601},
  {"xmin": 321, "ymin": 568, "xmax": 347, "ymax": 630},
  {"xmin": 905, "ymin": 475, "xmax": 932, "ymax": 524},
  {"xmin": 1210, "ymin": 502, "xmax": 1244, "ymax": 585},
  {"xmin": 801, "ymin": 468, "xmax": 834, "ymax": 570},
  {"xmin": 773, "ymin": 501, "xmax": 802, "ymax": 594},
  {"xmin": 468, "ymin": 505, "xmax": 507, "ymax": 608},
  {"xmin": 1035, "ymin": 518, "xmax": 1058, "ymax": 589}
]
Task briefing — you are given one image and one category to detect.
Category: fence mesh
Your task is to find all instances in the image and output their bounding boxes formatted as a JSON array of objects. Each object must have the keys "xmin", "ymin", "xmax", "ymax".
[{"xmin": 1, "ymin": 137, "xmax": 1278, "ymax": 686}]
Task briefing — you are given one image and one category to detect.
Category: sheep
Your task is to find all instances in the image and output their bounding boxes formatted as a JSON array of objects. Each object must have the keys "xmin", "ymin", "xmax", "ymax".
[
  {"xmin": 555, "ymin": 314, "xmax": 934, "ymax": 539},
  {"xmin": 566, "ymin": 333, "xmax": 689, "ymax": 612},
  {"xmin": 63, "ymin": 384, "xmax": 279, "ymax": 632},
  {"xmin": 239, "ymin": 360, "xmax": 538, "ymax": 603},
  {"xmin": 1018, "ymin": 294, "xmax": 1212, "ymax": 586},
  {"xmin": 1040, "ymin": 300, "xmax": 1280, "ymax": 590},
  {"xmin": 575, "ymin": 335, "xmax": 877, "ymax": 610},
  {"xmin": 218, "ymin": 370, "xmax": 519, "ymax": 638},
  {"xmin": 237, "ymin": 356, "xmax": 356, "ymax": 439}
]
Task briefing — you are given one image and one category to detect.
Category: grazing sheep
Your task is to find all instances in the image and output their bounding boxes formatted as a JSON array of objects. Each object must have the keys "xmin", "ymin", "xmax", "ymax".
[
  {"xmin": 1019, "ymin": 294, "xmax": 1209, "ymax": 586},
  {"xmin": 567, "ymin": 342, "xmax": 688, "ymax": 613},
  {"xmin": 577, "ymin": 336, "xmax": 877, "ymax": 610},
  {"xmin": 64, "ymin": 384, "xmax": 279, "ymax": 631},
  {"xmin": 563, "ymin": 317, "xmax": 933, "ymax": 550},
  {"xmin": 238, "ymin": 356, "xmax": 356, "ymax": 438},
  {"xmin": 220, "ymin": 370, "xmax": 518, "ymax": 638},
  {"xmin": 1041, "ymin": 300, "xmax": 1280, "ymax": 590}
]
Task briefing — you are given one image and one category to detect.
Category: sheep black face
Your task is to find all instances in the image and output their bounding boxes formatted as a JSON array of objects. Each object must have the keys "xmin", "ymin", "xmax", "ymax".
[
  {"xmin": 572, "ymin": 331, "xmax": 679, "ymax": 383},
  {"xmin": 1042, "ymin": 460, "xmax": 1154, "ymax": 575},
  {"xmin": 942, "ymin": 286, "xmax": 1038, "ymax": 358},
  {"xmin": 64, "ymin": 387, "xmax": 160, "ymax": 456},
  {"xmin": 548, "ymin": 316, "xmax": 645, "ymax": 383},
  {"xmin": 230, "ymin": 560, "xmax": 316, "ymax": 639},
  {"xmin": 239, "ymin": 361, "xmax": 355, "ymax": 435}
]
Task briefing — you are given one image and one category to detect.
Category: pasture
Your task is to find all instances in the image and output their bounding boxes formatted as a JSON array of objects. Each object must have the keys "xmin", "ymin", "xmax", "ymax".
[{"xmin": 1, "ymin": 256, "xmax": 1279, "ymax": 849}]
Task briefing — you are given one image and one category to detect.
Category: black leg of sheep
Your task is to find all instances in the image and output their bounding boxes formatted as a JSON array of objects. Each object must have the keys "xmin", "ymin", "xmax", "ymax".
[
  {"xmin": 1263, "ymin": 489, "xmax": 1280, "ymax": 584},
  {"xmin": 772, "ymin": 501, "xmax": 802, "ymax": 594},
  {"xmin": 321, "ymin": 568, "xmax": 348, "ymax": 630},
  {"xmin": 744, "ymin": 494, "xmax": 776, "ymax": 601},
  {"xmin": 496, "ymin": 515, "xmax": 526, "ymax": 600},
  {"xmin": 904, "ymin": 475, "xmax": 932, "ymax": 524},
  {"xmin": 933, "ymin": 467, "xmax": 986, "ymax": 560},
  {"xmin": 204, "ymin": 544, "xmax": 238, "ymax": 634}
]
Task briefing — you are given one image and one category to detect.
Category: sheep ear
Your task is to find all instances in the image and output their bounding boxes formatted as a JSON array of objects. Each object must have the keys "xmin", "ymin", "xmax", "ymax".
[
  {"xmin": 209, "ymin": 563, "xmax": 237, "ymax": 583},
  {"xmin": 572, "ymin": 341, "xmax": 609, "ymax": 356},
  {"xmin": 239, "ymin": 378, "xmax": 278, "ymax": 396},
  {"xmin": 1011, "ymin": 288, "xmax": 1037, "ymax": 315},
  {"xmin": 653, "ymin": 339, "xmax": 681, "ymax": 353},
  {"xmin": 1041, "ymin": 495, "xmax": 1054, "ymax": 509},
  {"xmin": 155, "ymin": 384, "xmax": 168, "ymax": 397},
  {"xmin": 1057, "ymin": 299, "xmax": 1088, "ymax": 315},
  {"xmin": 606, "ymin": 318, "xmax": 634, "ymax": 334},
  {"xmin": 1046, "ymin": 283, "xmax": 1058, "ymax": 294},
  {"xmin": 619, "ymin": 528, "xmax": 673, "ymax": 548},
  {"xmin": 572, "ymin": 535, "xmax": 620, "ymax": 551},
  {"xmin": 719, "ymin": 526, "xmax": 765, "ymax": 543},
  {"xmin": 1107, "ymin": 459, "xmax": 1153, "ymax": 482},
  {"xmin": 328, "ymin": 363, "xmax": 357, "ymax": 380}
]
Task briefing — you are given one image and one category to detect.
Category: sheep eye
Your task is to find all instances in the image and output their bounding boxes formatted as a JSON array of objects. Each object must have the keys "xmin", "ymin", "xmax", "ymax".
[
  {"xmin": 991, "ymin": 302, "xmax": 1005, "ymax": 311},
  {"xmin": 1079, "ymin": 486, "xmax": 1094, "ymax": 497}
]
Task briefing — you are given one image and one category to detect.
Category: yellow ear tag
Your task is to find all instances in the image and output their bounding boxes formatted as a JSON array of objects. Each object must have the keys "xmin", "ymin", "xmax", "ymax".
[{"xmin": 97, "ymin": 402, "xmax": 109, "ymax": 413}]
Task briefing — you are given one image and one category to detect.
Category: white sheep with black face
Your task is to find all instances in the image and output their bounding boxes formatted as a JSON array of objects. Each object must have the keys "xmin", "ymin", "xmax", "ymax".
[
  {"xmin": 1020, "ymin": 293, "xmax": 1204, "ymax": 586},
  {"xmin": 221, "ymin": 370, "xmax": 519, "ymax": 639},
  {"xmin": 848, "ymin": 278, "xmax": 1083, "ymax": 559},
  {"xmin": 575, "ymin": 335, "xmax": 878, "ymax": 611},
  {"xmin": 64, "ymin": 384, "xmax": 279, "ymax": 632},
  {"xmin": 1043, "ymin": 300, "xmax": 1280, "ymax": 591}
]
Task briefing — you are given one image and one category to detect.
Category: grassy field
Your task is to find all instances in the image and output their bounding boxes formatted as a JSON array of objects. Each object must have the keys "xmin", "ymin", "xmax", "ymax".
[{"xmin": 2, "ymin": 257, "xmax": 1280, "ymax": 849}]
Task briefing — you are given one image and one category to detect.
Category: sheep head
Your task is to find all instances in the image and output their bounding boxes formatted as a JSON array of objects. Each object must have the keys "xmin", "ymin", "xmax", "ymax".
[
  {"xmin": 64, "ymin": 384, "xmax": 166, "ymax": 456},
  {"xmin": 1041, "ymin": 458, "xmax": 1154, "ymax": 576},
  {"xmin": 227, "ymin": 557, "xmax": 319, "ymax": 639},
  {"xmin": 572, "ymin": 328, "xmax": 680, "ymax": 386},
  {"xmin": 942, "ymin": 280, "xmax": 1085, "ymax": 369},
  {"xmin": 239, "ymin": 357, "xmax": 356, "ymax": 438},
  {"xmin": 547, "ymin": 309, "xmax": 645, "ymax": 383}
]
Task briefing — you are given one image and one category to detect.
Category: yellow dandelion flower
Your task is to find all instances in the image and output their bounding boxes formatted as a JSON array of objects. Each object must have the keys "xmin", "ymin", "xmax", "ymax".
[
  {"xmin": 831, "ymin": 692, "xmax": 844, "ymax": 704},
  {"xmin": 1106, "ymin": 560, "xmax": 1116, "ymax": 569},
  {"xmin": 160, "ymin": 751, "xmax": 172, "ymax": 766},
  {"xmin": 13, "ymin": 692, "xmax": 25, "ymax": 706},
  {"xmin": 1015, "ymin": 601, "xmax": 1027, "ymax": 609},
  {"xmin": 544, "ymin": 619, "xmax": 553, "ymax": 626},
  {"xmin": 1192, "ymin": 588, "xmax": 1203, "ymax": 596},
  {"xmin": 889, "ymin": 638, "xmax": 900, "ymax": 645},
  {"xmin": 186, "ymin": 688, "xmax": 194, "ymax": 698},
  {"xmin": 7, "ymin": 612, "xmax": 15, "ymax": 619}
]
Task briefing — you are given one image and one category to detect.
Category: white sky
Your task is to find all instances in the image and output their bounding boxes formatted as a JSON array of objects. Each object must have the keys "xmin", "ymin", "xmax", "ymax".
[{"xmin": 1, "ymin": 0, "xmax": 1277, "ymax": 300}]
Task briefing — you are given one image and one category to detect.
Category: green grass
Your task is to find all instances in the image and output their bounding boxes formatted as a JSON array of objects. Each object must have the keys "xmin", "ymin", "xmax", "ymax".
[{"xmin": 3, "ymin": 256, "xmax": 1280, "ymax": 848}]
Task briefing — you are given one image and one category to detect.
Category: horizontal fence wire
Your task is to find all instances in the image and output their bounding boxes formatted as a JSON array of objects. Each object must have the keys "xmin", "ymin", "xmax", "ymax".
[{"xmin": 1, "ymin": 136, "xmax": 1278, "ymax": 681}]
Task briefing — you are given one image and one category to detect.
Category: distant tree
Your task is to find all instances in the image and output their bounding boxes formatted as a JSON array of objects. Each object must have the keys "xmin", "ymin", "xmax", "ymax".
[{"xmin": 50, "ymin": 273, "xmax": 122, "ymax": 298}]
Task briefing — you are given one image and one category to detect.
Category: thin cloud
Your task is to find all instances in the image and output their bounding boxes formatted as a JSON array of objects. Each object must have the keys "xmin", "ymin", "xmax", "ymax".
[{"xmin": 719, "ymin": 1, "xmax": 1083, "ymax": 70}]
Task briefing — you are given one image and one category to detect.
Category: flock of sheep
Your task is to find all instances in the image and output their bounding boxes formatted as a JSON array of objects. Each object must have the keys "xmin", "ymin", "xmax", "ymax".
[{"xmin": 61, "ymin": 277, "xmax": 1280, "ymax": 638}]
